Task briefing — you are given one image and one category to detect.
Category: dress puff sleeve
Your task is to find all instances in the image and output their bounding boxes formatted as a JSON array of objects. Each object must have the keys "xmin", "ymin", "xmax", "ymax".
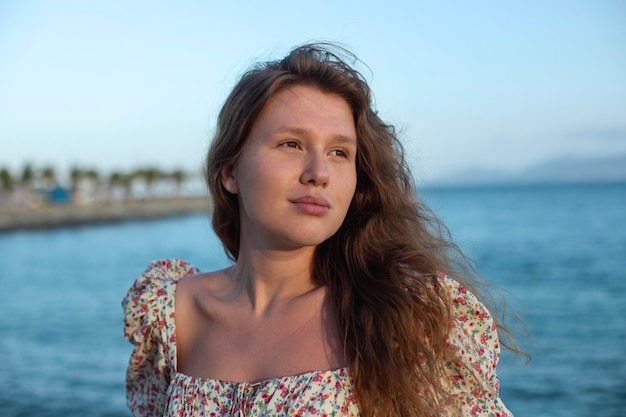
[
  {"xmin": 443, "ymin": 277, "xmax": 514, "ymax": 417},
  {"xmin": 122, "ymin": 259, "xmax": 199, "ymax": 417}
]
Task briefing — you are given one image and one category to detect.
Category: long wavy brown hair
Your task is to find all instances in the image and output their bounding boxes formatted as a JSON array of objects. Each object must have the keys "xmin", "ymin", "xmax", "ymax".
[{"xmin": 205, "ymin": 43, "xmax": 520, "ymax": 416}]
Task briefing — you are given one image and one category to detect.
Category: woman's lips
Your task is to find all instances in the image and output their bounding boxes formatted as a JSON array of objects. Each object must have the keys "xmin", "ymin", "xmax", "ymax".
[{"xmin": 290, "ymin": 196, "xmax": 330, "ymax": 216}]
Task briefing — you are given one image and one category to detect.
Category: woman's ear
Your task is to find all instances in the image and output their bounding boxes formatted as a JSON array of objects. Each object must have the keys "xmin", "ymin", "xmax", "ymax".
[{"xmin": 220, "ymin": 164, "xmax": 239, "ymax": 194}]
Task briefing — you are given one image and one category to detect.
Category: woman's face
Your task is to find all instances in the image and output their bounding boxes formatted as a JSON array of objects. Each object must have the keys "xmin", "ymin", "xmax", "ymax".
[{"xmin": 221, "ymin": 84, "xmax": 358, "ymax": 252}]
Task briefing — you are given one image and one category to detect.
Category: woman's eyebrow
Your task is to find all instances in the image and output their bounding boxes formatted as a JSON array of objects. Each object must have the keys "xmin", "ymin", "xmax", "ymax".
[
  {"xmin": 334, "ymin": 136, "xmax": 358, "ymax": 147},
  {"xmin": 274, "ymin": 126, "xmax": 357, "ymax": 146},
  {"xmin": 273, "ymin": 126, "xmax": 309, "ymax": 137}
]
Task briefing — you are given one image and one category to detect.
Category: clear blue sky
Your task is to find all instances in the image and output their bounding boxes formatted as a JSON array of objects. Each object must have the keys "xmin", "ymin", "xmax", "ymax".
[{"xmin": 1, "ymin": 0, "xmax": 625, "ymax": 182}]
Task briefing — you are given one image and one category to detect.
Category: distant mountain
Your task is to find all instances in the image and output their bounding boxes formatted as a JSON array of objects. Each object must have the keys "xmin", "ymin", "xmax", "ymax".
[{"xmin": 429, "ymin": 154, "xmax": 626, "ymax": 186}]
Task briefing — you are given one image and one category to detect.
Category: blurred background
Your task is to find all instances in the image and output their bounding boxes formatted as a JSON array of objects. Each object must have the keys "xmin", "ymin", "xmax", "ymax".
[{"xmin": 1, "ymin": 1, "xmax": 625, "ymax": 416}]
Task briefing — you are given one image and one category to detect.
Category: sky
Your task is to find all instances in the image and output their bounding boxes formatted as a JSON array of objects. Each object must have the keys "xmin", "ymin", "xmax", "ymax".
[{"xmin": 1, "ymin": 0, "xmax": 625, "ymax": 183}]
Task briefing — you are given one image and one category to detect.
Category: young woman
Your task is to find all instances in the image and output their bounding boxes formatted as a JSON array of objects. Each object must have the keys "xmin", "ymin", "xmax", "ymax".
[{"xmin": 123, "ymin": 43, "xmax": 520, "ymax": 416}]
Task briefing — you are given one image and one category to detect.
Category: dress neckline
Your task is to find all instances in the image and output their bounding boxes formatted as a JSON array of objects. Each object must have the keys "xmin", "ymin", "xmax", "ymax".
[
  {"xmin": 171, "ymin": 366, "xmax": 351, "ymax": 387},
  {"xmin": 169, "ymin": 277, "xmax": 350, "ymax": 385}
]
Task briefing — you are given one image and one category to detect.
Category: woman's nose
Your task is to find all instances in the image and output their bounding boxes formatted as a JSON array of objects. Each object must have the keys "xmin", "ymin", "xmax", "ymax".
[{"xmin": 300, "ymin": 152, "xmax": 329, "ymax": 186}]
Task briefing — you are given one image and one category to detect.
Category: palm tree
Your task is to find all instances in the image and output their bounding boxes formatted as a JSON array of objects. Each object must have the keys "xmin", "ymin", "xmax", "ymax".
[
  {"xmin": 170, "ymin": 169, "xmax": 187, "ymax": 196},
  {"xmin": 120, "ymin": 173, "xmax": 134, "ymax": 201},
  {"xmin": 110, "ymin": 171, "xmax": 136, "ymax": 201},
  {"xmin": 70, "ymin": 166, "xmax": 83, "ymax": 197},
  {"xmin": 134, "ymin": 167, "xmax": 162, "ymax": 198},
  {"xmin": 0, "ymin": 167, "xmax": 13, "ymax": 206},
  {"xmin": 108, "ymin": 172, "xmax": 124, "ymax": 201},
  {"xmin": 84, "ymin": 169, "xmax": 101, "ymax": 201},
  {"xmin": 20, "ymin": 163, "xmax": 34, "ymax": 189},
  {"xmin": 41, "ymin": 166, "xmax": 57, "ymax": 189},
  {"xmin": 84, "ymin": 169, "xmax": 100, "ymax": 183},
  {"xmin": 20, "ymin": 163, "xmax": 35, "ymax": 206}
]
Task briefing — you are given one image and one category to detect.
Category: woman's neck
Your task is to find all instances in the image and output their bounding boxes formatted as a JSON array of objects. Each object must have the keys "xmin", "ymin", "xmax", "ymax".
[{"xmin": 229, "ymin": 246, "xmax": 319, "ymax": 317}]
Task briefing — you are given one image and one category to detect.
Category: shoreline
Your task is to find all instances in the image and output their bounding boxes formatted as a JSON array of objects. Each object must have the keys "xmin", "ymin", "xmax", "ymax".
[{"xmin": 0, "ymin": 196, "xmax": 211, "ymax": 233}]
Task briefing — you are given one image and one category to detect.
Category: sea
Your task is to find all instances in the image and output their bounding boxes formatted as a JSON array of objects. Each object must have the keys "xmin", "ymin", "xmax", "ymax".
[{"xmin": 0, "ymin": 182, "xmax": 624, "ymax": 417}]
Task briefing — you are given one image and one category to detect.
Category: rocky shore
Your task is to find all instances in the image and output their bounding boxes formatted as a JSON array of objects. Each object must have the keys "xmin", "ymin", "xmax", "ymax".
[{"xmin": 0, "ymin": 196, "xmax": 211, "ymax": 233}]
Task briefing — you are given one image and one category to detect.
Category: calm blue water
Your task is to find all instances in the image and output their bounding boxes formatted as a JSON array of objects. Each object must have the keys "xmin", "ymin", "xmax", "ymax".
[{"xmin": 0, "ymin": 182, "xmax": 624, "ymax": 417}]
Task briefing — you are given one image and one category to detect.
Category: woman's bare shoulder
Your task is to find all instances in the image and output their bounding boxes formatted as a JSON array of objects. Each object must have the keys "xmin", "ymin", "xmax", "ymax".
[
  {"xmin": 176, "ymin": 267, "xmax": 234, "ymax": 309},
  {"xmin": 174, "ymin": 268, "xmax": 235, "ymax": 369}
]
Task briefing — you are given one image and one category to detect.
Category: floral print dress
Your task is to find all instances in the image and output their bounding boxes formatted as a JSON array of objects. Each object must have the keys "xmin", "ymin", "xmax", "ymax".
[{"xmin": 123, "ymin": 259, "xmax": 513, "ymax": 416}]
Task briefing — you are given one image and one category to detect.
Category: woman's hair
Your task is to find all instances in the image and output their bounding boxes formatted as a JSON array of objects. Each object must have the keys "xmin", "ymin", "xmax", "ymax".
[{"xmin": 206, "ymin": 42, "xmax": 520, "ymax": 416}]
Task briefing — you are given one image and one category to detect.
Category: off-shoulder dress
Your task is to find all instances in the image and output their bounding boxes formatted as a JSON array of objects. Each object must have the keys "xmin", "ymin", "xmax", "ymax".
[{"xmin": 122, "ymin": 259, "xmax": 513, "ymax": 416}]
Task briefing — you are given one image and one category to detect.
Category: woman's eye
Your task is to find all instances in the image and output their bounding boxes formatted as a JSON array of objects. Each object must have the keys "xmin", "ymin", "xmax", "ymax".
[
  {"xmin": 281, "ymin": 141, "xmax": 300, "ymax": 149},
  {"xmin": 331, "ymin": 149, "xmax": 349, "ymax": 158}
]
